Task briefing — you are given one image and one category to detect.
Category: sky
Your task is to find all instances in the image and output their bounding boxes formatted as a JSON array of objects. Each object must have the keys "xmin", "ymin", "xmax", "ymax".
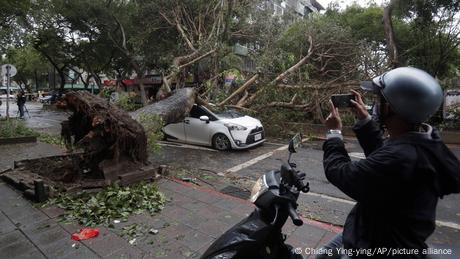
[{"xmin": 316, "ymin": 0, "xmax": 386, "ymax": 9}]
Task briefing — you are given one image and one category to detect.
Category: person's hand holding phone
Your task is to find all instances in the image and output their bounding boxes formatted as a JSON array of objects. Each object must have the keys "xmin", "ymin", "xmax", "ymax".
[
  {"xmin": 325, "ymin": 100, "xmax": 342, "ymax": 131},
  {"xmin": 350, "ymin": 89, "xmax": 370, "ymax": 120}
]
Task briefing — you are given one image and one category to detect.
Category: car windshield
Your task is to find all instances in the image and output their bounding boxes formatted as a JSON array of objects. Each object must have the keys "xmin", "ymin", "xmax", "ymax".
[{"xmin": 217, "ymin": 110, "xmax": 245, "ymax": 119}]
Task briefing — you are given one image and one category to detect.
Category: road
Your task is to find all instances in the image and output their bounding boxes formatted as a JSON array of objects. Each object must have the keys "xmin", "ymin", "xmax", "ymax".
[
  {"xmin": 0, "ymin": 100, "xmax": 69, "ymax": 135},
  {"xmin": 151, "ymin": 138, "xmax": 460, "ymax": 246},
  {"xmin": 2, "ymin": 101, "xmax": 459, "ymax": 245}
]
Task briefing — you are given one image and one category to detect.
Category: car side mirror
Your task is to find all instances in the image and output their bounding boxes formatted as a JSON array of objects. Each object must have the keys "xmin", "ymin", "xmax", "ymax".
[{"xmin": 199, "ymin": 115, "xmax": 210, "ymax": 123}]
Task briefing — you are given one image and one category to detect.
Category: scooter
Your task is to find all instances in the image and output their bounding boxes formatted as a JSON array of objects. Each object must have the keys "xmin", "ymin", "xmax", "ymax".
[
  {"xmin": 201, "ymin": 134, "xmax": 460, "ymax": 259},
  {"xmin": 201, "ymin": 133, "xmax": 309, "ymax": 259}
]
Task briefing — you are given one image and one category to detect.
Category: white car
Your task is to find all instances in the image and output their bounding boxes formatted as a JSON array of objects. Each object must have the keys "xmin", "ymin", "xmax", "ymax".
[{"xmin": 163, "ymin": 104, "xmax": 265, "ymax": 150}]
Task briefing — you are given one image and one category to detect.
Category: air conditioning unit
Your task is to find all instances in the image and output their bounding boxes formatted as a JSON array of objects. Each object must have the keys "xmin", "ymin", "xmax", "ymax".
[
  {"xmin": 295, "ymin": 2, "xmax": 305, "ymax": 15},
  {"xmin": 274, "ymin": 4, "xmax": 284, "ymax": 16}
]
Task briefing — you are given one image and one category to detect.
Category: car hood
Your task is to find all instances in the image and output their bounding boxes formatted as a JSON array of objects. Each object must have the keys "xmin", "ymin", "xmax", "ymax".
[{"xmin": 220, "ymin": 116, "xmax": 262, "ymax": 128}]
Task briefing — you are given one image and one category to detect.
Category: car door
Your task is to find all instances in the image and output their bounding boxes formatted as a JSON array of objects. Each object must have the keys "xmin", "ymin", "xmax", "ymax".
[
  {"xmin": 184, "ymin": 105, "xmax": 214, "ymax": 146},
  {"xmin": 163, "ymin": 121, "xmax": 186, "ymax": 142}
]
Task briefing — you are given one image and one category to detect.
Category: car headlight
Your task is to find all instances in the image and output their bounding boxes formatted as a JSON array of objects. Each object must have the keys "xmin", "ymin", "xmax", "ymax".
[
  {"xmin": 224, "ymin": 123, "xmax": 247, "ymax": 131},
  {"xmin": 249, "ymin": 175, "xmax": 268, "ymax": 203}
]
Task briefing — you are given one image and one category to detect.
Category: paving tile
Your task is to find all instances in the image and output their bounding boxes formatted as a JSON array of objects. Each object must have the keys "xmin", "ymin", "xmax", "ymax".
[
  {"xmin": 196, "ymin": 219, "xmax": 230, "ymax": 238},
  {"xmin": 315, "ymin": 230, "xmax": 339, "ymax": 248},
  {"xmin": 287, "ymin": 223, "xmax": 327, "ymax": 249},
  {"xmin": 60, "ymin": 247, "xmax": 101, "ymax": 259},
  {"xmin": 158, "ymin": 181, "xmax": 188, "ymax": 195},
  {"xmin": 161, "ymin": 221, "xmax": 195, "ymax": 242},
  {"xmin": 177, "ymin": 231, "xmax": 214, "ymax": 251},
  {"xmin": 0, "ymin": 230, "xmax": 26, "ymax": 248},
  {"xmin": 30, "ymin": 224, "xmax": 69, "ymax": 249},
  {"xmin": 20, "ymin": 218, "xmax": 58, "ymax": 240},
  {"xmin": 180, "ymin": 200, "xmax": 215, "ymax": 214},
  {"xmin": 177, "ymin": 211, "xmax": 210, "ymax": 229},
  {"xmin": 166, "ymin": 193, "xmax": 195, "ymax": 208},
  {"xmin": 190, "ymin": 204, "xmax": 223, "ymax": 220},
  {"xmin": 20, "ymin": 250, "xmax": 47, "ymax": 259},
  {"xmin": 161, "ymin": 204, "xmax": 194, "ymax": 222},
  {"xmin": 11, "ymin": 207, "xmax": 49, "ymax": 228},
  {"xmin": 82, "ymin": 227, "xmax": 130, "ymax": 257},
  {"xmin": 40, "ymin": 205, "xmax": 65, "ymax": 219},
  {"xmin": 214, "ymin": 210, "xmax": 244, "ymax": 226},
  {"xmin": 0, "ymin": 212, "xmax": 17, "ymax": 234},
  {"xmin": 211, "ymin": 198, "xmax": 241, "ymax": 211},
  {"xmin": 188, "ymin": 190, "xmax": 222, "ymax": 204},
  {"xmin": 59, "ymin": 221, "xmax": 85, "ymax": 234},
  {"xmin": 148, "ymin": 239, "xmax": 196, "ymax": 259},
  {"xmin": 0, "ymin": 239, "xmax": 38, "ymax": 258},
  {"xmin": 104, "ymin": 245, "xmax": 146, "ymax": 259},
  {"xmin": 41, "ymin": 238, "xmax": 85, "ymax": 258}
]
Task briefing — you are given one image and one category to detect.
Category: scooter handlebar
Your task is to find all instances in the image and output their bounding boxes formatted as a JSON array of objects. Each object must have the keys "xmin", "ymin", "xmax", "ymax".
[{"xmin": 287, "ymin": 203, "xmax": 303, "ymax": 226}]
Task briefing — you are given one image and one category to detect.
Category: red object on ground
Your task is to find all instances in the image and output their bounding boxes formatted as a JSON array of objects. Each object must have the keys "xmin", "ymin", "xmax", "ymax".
[{"xmin": 71, "ymin": 228, "xmax": 100, "ymax": 241}]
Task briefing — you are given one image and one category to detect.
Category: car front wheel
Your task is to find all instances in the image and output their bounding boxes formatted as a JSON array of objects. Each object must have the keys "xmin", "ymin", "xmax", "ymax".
[{"xmin": 212, "ymin": 133, "xmax": 231, "ymax": 151}]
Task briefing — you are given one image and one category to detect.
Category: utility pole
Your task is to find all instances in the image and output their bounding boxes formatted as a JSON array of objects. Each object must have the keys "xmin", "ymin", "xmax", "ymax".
[
  {"xmin": 2, "ymin": 64, "xmax": 17, "ymax": 120},
  {"xmin": 6, "ymin": 65, "xmax": 10, "ymax": 119}
]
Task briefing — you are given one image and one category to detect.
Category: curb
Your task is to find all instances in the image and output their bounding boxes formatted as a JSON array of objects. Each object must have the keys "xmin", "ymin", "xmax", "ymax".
[{"xmin": 0, "ymin": 136, "xmax": 37, "ymax": 145}]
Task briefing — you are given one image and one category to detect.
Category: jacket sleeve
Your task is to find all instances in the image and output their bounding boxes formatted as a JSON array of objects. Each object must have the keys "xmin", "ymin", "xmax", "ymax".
[
  {"xmin": 353, "ymin": 118, "xmax": 384, "ymax": 157},
  {"xmin": 323, "ymin": 138, "xmax": 416, "ymax": 203}
]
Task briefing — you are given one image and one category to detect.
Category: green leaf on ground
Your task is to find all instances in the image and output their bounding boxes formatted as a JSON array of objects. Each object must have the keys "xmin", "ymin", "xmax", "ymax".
[{"xmin": 44, "ymin": 182, "xmax": 165, "ymax": 226}]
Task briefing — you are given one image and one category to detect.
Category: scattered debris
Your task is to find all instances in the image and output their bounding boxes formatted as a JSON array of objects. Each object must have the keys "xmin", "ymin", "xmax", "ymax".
[
  {"xmin": 45, "ymin": 182, "xmax": 165, "ymax": 226},
  {"xmin": 181, "ymin": 177, "xmax": 199, "ymax": 185},
  {"xmin": 129, "ymin": 238, "xmax": 137, "ymax": 245},
  {"xmin": 71, "ymin": 228, "xmax": 99, "ymax": 241}
]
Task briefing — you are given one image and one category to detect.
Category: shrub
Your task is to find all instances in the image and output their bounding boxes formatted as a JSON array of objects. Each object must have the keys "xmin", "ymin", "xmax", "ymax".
[
  {"xmin": 138, "ymin": 113, "xmax": 164, "ymax": 153},
  {"xmin": 115, "ymin": 92, "xmax": 142, "ymax": 112},
  {"xmin": 0, "ymin": 119, "xmax": 39, "ymax": 138}
]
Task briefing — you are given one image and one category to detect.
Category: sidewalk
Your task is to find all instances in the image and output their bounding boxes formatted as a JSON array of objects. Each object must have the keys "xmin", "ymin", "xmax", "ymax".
[{"xmin": 0, "ymin": 177, "xmax": 341, "ymax": 259}]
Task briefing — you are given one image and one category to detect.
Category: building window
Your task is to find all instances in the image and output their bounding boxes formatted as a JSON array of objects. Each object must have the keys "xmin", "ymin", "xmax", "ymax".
[
  {"xmin": 274, "ymin": 3, "xmax": 284, "ymax": 16},
  {"xmin": 296, "ymin": 2, "xmax": 305, "ymax": 16},
  {"xmin": 304, "ymin": 6, "xmax": 313, "ymax": 16}
]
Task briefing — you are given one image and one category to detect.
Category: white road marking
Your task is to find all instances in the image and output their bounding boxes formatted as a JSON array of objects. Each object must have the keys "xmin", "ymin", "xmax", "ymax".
[
  {"xmin": 435, "ymin": 221, "xmax": 460, "ymax": 230},
  {"xmin": 226, "ymin": 138, "xmax": 310, "ymax": 173},
  {"xmin": 304, "ymin": 191, "xmax": 357, "ymax": 205},
  {"xmin": 303, "ymin": 191, "xmax": 460, "ymax": 231},
  {"xmin": 226, "ymin": 145, "xmax": 289, "ymax": 173},
  {"xmin": 264, "ymin": 142, "xmax": 285, "ymax": 146},
  {"xmin": 158, "ymin": 141, "xmax": 217, "ymax": 152}
]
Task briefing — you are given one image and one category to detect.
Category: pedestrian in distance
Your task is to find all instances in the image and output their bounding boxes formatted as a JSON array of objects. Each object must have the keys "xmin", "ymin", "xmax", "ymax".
[
  {"xmin": 318, "ymin": 67, "xmax": 460, "ymax": 259},
  {"xmin": 17, "ymin": 90, "xmax": 27, "ymax": 119}
]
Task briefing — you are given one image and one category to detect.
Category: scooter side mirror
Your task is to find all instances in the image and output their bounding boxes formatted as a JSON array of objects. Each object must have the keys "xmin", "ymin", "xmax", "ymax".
[{"xmin": 288, "ymin": 133, "xmax": 302, "ymax": 154}]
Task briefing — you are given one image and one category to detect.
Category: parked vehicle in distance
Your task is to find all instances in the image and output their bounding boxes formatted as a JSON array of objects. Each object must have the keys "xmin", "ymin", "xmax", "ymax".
[{"xmin": 163, "ymin": 104, "xmax": 265, "ymax": 150}]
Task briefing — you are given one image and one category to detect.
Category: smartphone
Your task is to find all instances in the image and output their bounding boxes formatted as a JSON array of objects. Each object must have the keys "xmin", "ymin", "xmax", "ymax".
[{"xmin": 331, "ymin": 94, "xmax": 354, "ymax": 108}]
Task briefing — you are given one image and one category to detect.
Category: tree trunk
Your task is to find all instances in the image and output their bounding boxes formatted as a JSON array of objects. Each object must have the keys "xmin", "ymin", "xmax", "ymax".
[
  {"xmin": 383, "ymin": 1, "xmax": 401, "ymax": 68},
  {"xmin": 131, "ymin": 88, "xmax": 197, "ymax": 125},
  {"xmin": 218, "ymin": 74, "xmax": 259, "ymax": 106},
  {"xmin": 59, "ymin": 70, "xmax": 66, "ymax": 92}
]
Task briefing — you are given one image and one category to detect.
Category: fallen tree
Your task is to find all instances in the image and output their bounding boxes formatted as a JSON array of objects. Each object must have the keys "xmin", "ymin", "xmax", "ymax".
[
  {"xmin": 131, "ymin": 87, "xmax": 197, "ymax": 125},
  {"xmin": 60, "ymin": 91, "xmax": 149, "ymax": 182}
]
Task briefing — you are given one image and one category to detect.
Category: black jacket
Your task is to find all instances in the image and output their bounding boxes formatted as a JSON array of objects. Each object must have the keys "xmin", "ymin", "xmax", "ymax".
[{"xmin": 323, "ymin": 119, "xmax": 460, "ymax": 258}]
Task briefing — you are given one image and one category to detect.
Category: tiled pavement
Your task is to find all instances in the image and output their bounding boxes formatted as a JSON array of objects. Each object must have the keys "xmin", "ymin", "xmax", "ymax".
[{"xmin": 0, "ymin": 178, "xmax": 341, "ymax": 259}]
